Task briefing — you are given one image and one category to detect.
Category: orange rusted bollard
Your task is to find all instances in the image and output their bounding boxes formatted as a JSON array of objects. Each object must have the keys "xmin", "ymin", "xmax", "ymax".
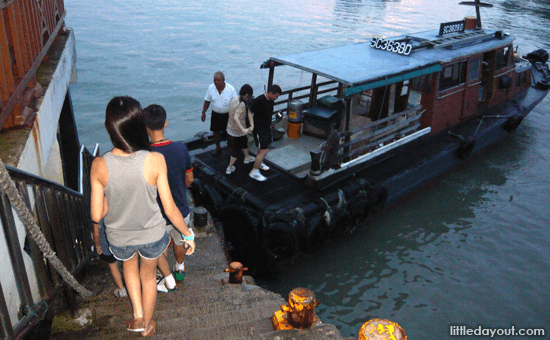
[
  {"xmin": 271, "ymin": 287, "xmax": 321, "ymax": 330},
  {"xmin": 222, "ymin": 262, "xmax": 248, "ymax": 284},
  {"xmin": 358, "ymin": 319, "xmax": 407, "ymax": 340}
]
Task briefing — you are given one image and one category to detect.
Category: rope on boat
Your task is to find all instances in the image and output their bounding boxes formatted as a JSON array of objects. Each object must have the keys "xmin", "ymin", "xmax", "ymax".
[
  {"xmin": 0, "ymin": 158, "xmax": 93, "ymax": 297},
  {"xmin": 356, "ymin": 177, "xmax": 372, "ymax": 190},
  {"xmin": 337, "ymin": 189, "xmax": 347, "ymax": 209},
  {"xmin": 473, "ymin": 115, "xmax": 507, "ymax": 135},
  {"xmin": 292, "ymin": 207, "xmax": 306, "ymax": 226},
  {"xmin": 223, "ymin": 187, "xmax": 249, "ymax": 209},
  {"xmin": 319, "ymin": 197, "xmax": 333, "ymax": 225}
]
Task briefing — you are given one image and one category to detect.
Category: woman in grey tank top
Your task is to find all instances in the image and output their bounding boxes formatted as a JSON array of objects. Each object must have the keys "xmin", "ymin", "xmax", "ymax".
[{"xmin": 90, "ymin": 96, "xmax": 195, "ymax": 336}]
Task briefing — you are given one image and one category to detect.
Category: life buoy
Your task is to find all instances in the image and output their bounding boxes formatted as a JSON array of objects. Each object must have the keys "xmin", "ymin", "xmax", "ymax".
[
  {"xmin": 457, "ymin": 136, "xmax": 476, "ymax": 160},
  {"xmin": 218, "ymin": 204, "xmax": 261, "ymax": 263},
  {"xmin": 299, "ymin": 214, "xmax": 328, "ymax": 254},
  {"xmin": 189, "ymin": 178, "xmax": 207, "ymax": 206},
  {"xmin": 203, "ymin": 183, "xmax": 223, "ymax": 216},
  {"xmin": 503, "ymin": 113, "xmax": 524, "ymax": 132},
  {"xmin": 367, "ymin": 185, "xmax": 388, "ymax": 214},
  {"xmin": 262, "ymin": 221, "xmax": 299, "ymax": 260}
]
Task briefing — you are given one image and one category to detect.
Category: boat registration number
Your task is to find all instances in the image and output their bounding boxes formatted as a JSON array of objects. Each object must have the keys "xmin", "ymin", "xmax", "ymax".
[
  {"xmin": 370, "ymin": 37, "xmax": 412, "ymax": 56},
  {"xmin": 439, "ymin": 20, "xmax": 466, "ymax": 36}
]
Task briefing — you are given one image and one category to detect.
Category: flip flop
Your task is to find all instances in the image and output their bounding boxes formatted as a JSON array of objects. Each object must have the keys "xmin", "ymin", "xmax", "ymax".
[
  {"xmin": 126, "ymin": 317, "xmax": 145, "ymax": 332},
  {"xmin": 141, "ymin": 320, "xmax": 156, "ymax": 337}
]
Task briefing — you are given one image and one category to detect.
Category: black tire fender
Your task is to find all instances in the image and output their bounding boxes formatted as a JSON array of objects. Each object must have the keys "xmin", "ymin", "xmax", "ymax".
[
  {"xmin": 457, "ymin": 136, "xmax": 476, "ymax": 160},
  {"xmin": 367, "ymin": 186, "xmax": 388, "ymax": 214},
  {"xmin": 327, "ymin": 206, "xmax": 348, "ymax": 237},
  {"xmin": 194, "ymin": 131, "xmax": 213, "ymax": 141},
  {"xmin": 218, "ymin": 204, "xmax": 261, "ymax": 262},
  {"xmin": 503, "ymin": 113, "xmax": 524, "ymax": 133},
  {"xmin": 190, "ymin": 178, "xmax": 207, "ymax": 207},
  {"xmin": 262, "ymin": 221, "xmax": 298, "ymax": 260},
  {"xmin": 203, "ymin": 182, "xmax": 223, "ymax": 216},
  {"xmin": 299, "ymin": 214, "xmax": 328, "ymax": 254},
  {"xmin": 539, "ymin": 79, "xmax": 550, "ymax": 89}
]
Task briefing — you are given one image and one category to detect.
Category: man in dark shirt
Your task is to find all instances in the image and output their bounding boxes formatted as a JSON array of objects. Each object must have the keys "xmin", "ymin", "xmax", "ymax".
[
  {"xmin": 248, "ymin": 84, "xmax": 282, "ymax": 181},
  {"xmin": 144, "ymin": 104, "xmax": 194, "ymax": 290}
]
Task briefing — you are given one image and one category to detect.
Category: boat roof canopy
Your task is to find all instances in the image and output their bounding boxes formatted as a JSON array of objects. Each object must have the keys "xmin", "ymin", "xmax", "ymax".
[{"xmin": 266, "ymin": 28, "xmax": 515, "ymax": 97}]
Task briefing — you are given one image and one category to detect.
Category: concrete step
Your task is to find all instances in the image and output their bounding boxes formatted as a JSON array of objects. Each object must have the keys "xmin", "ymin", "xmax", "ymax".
[
  {"xmin": 77, "ymin": 320, "xmax": 344, "ymax": 340},
  {"xmin": 156, "ymin": 285, "xmax": 283, "ymax": 309},
  {"xmin": 155, "ymin": 292, "xmax": 284, "ymax": 316},
  {"xmin": 49, "ymin": 232, "xmax": 345, "ymax": 340}
]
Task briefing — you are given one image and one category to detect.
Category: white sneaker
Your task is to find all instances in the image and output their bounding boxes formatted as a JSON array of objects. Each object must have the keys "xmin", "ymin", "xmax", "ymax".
[
  {"xmin": 249, "ymin": 169, "xmax": 267, "ymax": 181},
  {"xmin": 157, "ymin": 277, "xmax": 168, "ymax": 293},
  {"xmin": 243, "ymin": 156, "xmax": 255, "ymax": 164},
  {"xmin": 113, "ymin": 287, "xmax": 127, "ymax": 298},
  {"xmin": 226, "ymin": 166, "xmax": 236, "ymax": 174},
  {"xmin": 259, "ymin": 162, "xmax": 270, "ymax": 171},
  {"xmin": 156, "ymin": 277, "xmax": 179, "ymax": 293}
]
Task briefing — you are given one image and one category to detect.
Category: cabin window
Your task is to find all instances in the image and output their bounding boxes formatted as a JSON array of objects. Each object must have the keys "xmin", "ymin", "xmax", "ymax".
[
  {"xmin": 495, "ymin": 46, "xmax": 511, "ymax": 70},
  {"xmin": 439, "ymin": 61, "xmax": 467, "ymax": 92},
  {"xmin": 408, "ymin": 75, "xmax": 426, "ymax": 107},
  {"xmin": 522, "ymin": 72, "xmax": 527, "ymax": 84},
  {"xmin": 515, "ymin": 73, "xmax": 520, "ymax": 87},
  {"xmin": 468, "ymin": 56, "xmax": 481, "ymax": 82},
  {"xmin": 410, "ymin": 75, "xmax": 426, "ymax": 92}
]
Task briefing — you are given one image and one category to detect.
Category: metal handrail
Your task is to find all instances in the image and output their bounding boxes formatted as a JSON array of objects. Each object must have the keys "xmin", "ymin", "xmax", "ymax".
[
  {"xmin": 313, "ymin": 106, "xmax": 425, "ymax": 170},
  {"xmin": 0, "ymin": 145, "xmax": 95, "ymax": 339},
  {"xmin": 274, "ymin": 81, "xmax": 339, "ymax": 114}
]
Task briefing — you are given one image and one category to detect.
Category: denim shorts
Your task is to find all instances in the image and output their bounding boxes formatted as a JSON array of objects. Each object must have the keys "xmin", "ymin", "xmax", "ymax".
[{"xmin": 109, "ymin": 232, "xmax": 170, "ymax": 261}]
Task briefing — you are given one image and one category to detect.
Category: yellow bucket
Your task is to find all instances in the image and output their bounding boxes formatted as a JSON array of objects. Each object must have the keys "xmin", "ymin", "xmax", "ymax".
[{"xmin": 287, "ymin": 122, "xmax": 302, "ymax": 138}]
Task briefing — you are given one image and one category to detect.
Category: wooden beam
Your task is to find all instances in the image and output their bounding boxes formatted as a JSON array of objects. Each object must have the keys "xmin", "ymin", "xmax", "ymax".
[{"xmin": 309, "ymin": 73, "xmax": 317, "ymax": 107}]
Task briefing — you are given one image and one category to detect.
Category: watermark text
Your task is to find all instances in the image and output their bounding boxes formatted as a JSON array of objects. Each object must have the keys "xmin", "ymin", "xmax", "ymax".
[{"xmin": 450, "ymin": 325, "xmax": 545, "ymax": 337}]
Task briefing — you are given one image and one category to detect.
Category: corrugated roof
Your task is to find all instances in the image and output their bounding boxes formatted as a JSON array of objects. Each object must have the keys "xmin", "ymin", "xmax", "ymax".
[{"xmin": 269, "ymin": 28, "xmax": 515, "ymax": 88}]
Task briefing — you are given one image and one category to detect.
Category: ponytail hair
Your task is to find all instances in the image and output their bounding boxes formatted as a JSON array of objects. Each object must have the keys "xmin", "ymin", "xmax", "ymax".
[
  {"xmin": 105, "ymin": 96, "xmax": 150, "ymax": 153},
  {"xmin": 239, "ymin": 84, "xmax": 253, "ymax": 114}
]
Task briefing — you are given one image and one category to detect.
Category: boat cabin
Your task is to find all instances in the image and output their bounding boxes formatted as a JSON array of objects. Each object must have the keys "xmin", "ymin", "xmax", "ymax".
[{"xmin": 258, "ymin": 16, "xmax": 532, "ymax": 186}]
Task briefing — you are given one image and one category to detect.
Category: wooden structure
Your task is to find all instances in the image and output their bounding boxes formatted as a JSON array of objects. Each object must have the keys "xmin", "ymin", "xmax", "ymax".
[{"xmin": 0, "ymin": 0, "xmax": 66, "ymax": 130}]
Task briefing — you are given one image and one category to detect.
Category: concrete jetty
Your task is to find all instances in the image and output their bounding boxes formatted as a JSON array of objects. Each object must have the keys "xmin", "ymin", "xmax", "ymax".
[{"xmin": 48, "ymin": 220, "xmax": 349, "ymax": 340}]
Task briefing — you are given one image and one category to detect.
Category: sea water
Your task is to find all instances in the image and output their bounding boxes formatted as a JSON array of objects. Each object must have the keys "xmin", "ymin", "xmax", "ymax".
[{"xmin": 65, "ymin": 0, "xmax": 550, "ymax": 338}]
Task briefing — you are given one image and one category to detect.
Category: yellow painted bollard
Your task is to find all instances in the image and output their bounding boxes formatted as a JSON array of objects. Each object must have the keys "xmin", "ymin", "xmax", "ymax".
[
  {"xmin": 358, "ymin": 319, "xmax": 407, "ymax": 340},
  {"xmin": 222, "ymin": 262, "xmax": 248, "ymax": 284},
  {"xmin": 271, "ymin": 287, "xmax": 321, "ymax": 330}
]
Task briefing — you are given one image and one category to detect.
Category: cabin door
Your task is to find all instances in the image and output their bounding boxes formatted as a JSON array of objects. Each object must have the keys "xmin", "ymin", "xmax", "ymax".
[
  {"xmin": 462, "ymin": 55, "xmax": 482, "ymax": 119},
  {"xmin": 478, "ymin": 51, "xmax": 494, "ymax": 104}
]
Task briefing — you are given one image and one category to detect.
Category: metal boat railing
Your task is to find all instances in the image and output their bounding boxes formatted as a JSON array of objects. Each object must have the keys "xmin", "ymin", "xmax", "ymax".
[
  {"xmin": 309, "ymin": 105, "xmax": 425, "ymax": 175},
  {"xmin": 338, "ymin": 105, "xmax": 424, "ymax": 160},
  {"xmin": 0, "ymin": 144, "xmax": 97, "ymax": 339},
  {"xmin": 0, "ymin": 0, "xmax": 66, "ymax": 130},
  {"xmin": 274, "ymin": 80, "xmax": 339, "ymax": 114}
]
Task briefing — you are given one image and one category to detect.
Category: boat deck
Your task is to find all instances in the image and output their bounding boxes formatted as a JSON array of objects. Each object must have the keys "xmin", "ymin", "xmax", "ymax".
[
  {"xmin": 251, "ymin": 129, "xmax": 324, "ymax": 177},
  {"xmin": 191, "ymin": 131, "xmax": 323, "ymax": 210}
]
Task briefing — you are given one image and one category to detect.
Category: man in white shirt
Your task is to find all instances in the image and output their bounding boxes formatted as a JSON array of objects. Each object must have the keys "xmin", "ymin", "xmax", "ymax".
[{"xmin": 201, "ymin": 71, "xmax": 238, "ymax": 156}]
